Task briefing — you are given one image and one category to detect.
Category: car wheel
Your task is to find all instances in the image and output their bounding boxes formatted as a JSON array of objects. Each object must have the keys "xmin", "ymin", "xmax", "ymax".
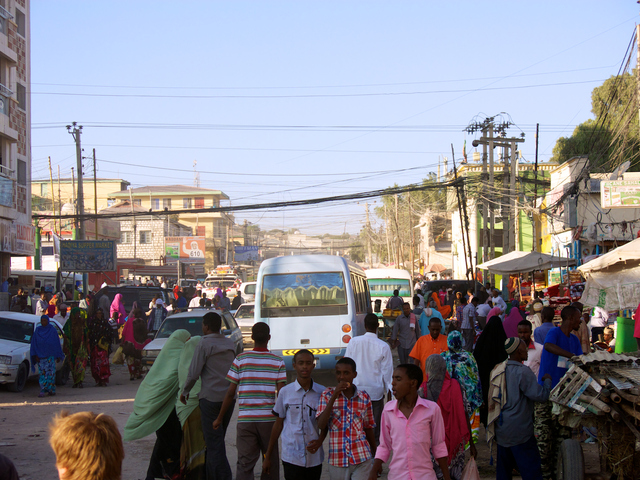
[
  {"xmin": 55, "ymin": 362, "xmax": 70, "ymax": 386},
  {"xmin": 8, "ymin": 362, "xmax": 29, "ymax": 392}
]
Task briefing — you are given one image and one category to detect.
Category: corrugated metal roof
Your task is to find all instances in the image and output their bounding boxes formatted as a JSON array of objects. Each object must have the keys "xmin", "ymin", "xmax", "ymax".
[{"xmin": 578, "ymin": 351, "xmax": 639, "ymax": 365}]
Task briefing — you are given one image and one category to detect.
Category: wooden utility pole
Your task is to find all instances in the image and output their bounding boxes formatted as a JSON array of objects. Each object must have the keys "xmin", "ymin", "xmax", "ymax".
[
  {"xmin": 510, "ymin": 139, "xmax": 518, "ymax": 252},
  {"xmin": 533, "ymin": 123, "xmax": 539, "ymax": 252},
  {"xmin": 451, "ymin": 143, "xmax": 469, "ymax": 279},
  {"xmin": 57, "ymin": 166, "xmax": 61, "ymax": 233},
  {"xmin": 71, "ymin": 167, "xmax": 76, "ymax": 238},
  {"xmin": 501, "ymin": 145, "xmax": 509, "ymax": 254},
  {"xmin": 408, "ymin": 194, "xmax": 414, "ymax": 277},
  {"xmin": 384, "ymin": 204, "xmax": 391, "ymax": 265},
  {"xmin": 365, "ymin": 202, "xmax": 373, "ymax": 267},
  {"xmin": 48, "ymin": 157, "xmax": 56, "ymax": 234},
  {"xmin": 488, "ymin": 126, "xmax": 495, "ymax": 287},
  {"xmin": 67, "ymin": 122, "xmax": 85, "ymax": 240},
  {"xmin": 93, "ymin": 149, "xmax": 98, "ymax": 240},
  {"xmin": 394, "ymin": 194, "xmax": 400, "ymax": 267}
]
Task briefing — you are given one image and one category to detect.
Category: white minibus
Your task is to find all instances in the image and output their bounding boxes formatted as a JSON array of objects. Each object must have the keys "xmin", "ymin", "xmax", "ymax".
[{"xmin": 255, "ymin": 255, "xmax": 370, "ymax": 370}]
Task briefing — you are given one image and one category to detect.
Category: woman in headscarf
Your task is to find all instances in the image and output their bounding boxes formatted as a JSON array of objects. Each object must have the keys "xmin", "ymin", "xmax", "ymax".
[
  {"xmin": 87, "ymin": 307, "xmax": 112, "ymax": 386},
  {"xmin": 30, "ymin": 315, "xmax": 65, "ymax": 397},
  {"xmin": 62, "ymin": 307, "xmax": 90, "ymax": 388},
  {"xmin": 124, "ymin": 329, "xmax": 192, "ymax": 480},
  {"xmin": 98, "ymin": 294, "xmax": 111, "ymax": 321},
  {"xmin": 122, "ymin": 308, "xmax": 151, "ymax": 380},
  {"xmin": 452, "ymin": 292, "xmax": 465, "ymax": 331},
  {"xmin": 419, "ymin": 355, "xmax": 477, "ymax": 480},
  {"xmin": 110, "ymin": 293, "xmax": 127, "ymax": 340},
  {"xmin": 503, "ymin": 300, "xmax": 524, "ymax": 338},
  {"xmin": 474, "ymin": 316, "xmax": 508, "ymax": 426}
]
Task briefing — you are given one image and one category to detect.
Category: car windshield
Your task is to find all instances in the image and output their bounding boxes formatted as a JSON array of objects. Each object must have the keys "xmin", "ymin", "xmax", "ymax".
[
  {"xmin": 367, "ymin": 279, "xmax": 411, "ymax": 297},
  {"xmin": 156, "ymin": 316, "xmax": 203, "ymax": 338},
  {"xmin": 0, "ymin": 317, "xmax": 34, "ymax": 344},
  {"xmin": 261, "ymin": 272, "xmax": 346, "ymax": 308},
  {"xmin": 244, "ymin": 284, "xmax": 256, "ymax": 295},
  {"xmin": 204, "ymin": 279, "xmax": 235, "ymax": 289},
  {"xmin": 235, "ymin": 305, "xmax": 255, "ymax": 318}
]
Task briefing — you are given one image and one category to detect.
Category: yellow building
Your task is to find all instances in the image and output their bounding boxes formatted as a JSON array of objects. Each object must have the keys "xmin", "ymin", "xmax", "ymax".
[
  {"xmin": 108, "ymin": 185, "xmax": 232, "ymax": 270},
  {"xmin": 32, "ymin": 177, "xmax": 130, "ymax": 213}
]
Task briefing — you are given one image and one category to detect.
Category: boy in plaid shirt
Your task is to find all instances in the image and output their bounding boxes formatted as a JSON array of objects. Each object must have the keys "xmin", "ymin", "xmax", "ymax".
[{"xmin": 317, "ymin": 357, "xmax": 376, "ymax": 480}]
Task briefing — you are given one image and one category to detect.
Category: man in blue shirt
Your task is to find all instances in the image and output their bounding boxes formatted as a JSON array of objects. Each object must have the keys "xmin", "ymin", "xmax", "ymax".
[
  {"xmin": 535, "ymin": 305, "xmax": 583, "ymax": 480},
  {"xmin": 533, "ymin": 306, "xmax": 555, "ymax": 345}
]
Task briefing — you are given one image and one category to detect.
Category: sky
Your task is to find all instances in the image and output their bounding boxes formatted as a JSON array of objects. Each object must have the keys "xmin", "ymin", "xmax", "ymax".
[{"xmin": 30, "ymin": 1, "xmax": 640, "ymax": 235}]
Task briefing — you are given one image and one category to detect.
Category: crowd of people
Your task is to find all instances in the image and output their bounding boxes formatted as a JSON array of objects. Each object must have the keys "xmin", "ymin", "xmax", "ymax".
[{"xmin": 7, "ymin": 278, "xmax": 628, "ymax": 480}]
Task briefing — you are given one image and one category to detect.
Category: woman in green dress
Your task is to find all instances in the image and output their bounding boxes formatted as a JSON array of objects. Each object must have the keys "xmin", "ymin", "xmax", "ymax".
[{"xmin": 62, "ymin": 307, "xmax": 90, "ymax": 388}]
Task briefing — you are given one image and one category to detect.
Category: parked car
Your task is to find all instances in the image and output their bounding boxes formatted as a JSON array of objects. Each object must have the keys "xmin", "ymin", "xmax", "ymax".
[
  {"xmin": 233, "ymin": 302, "xmax": 255, "ymax": 338},
  {"xmin": 0, "ymin": 312, "xmax": 68, "ymax": 392},
  {"xmin": 238, "ymin": 282, "xmax": 257, "ymax": 303},
  {"xmin": 141, "ymin": 308, "xmax": 243, "ymax": 367},
  {"xmin": 93, "ymin": 286, "xmax": 175, "ymax": 314}
]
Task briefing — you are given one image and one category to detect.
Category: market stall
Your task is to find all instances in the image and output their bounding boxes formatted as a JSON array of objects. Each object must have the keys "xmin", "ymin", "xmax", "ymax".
[{"xmin": 551, "ymin": 351, "xmax": 640, "ymax": 478}]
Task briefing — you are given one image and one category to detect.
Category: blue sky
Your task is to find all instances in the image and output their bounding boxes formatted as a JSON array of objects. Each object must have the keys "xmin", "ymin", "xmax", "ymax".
[{"xmin": 31, "ymin": 1, "xmax": 640, "ymax": 234}]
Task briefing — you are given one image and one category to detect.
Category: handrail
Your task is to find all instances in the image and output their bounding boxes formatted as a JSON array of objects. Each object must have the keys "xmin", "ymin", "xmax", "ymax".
[
  {"xmin": 0, "ymin": 82, "xmax": 13, "ymax": 98},
  {"xmin": 0, "ymin": 5, "xmax": 13, "ymax": 21}
]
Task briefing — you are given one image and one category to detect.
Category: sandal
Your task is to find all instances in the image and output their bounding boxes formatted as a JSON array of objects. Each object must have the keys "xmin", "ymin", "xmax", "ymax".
[{"xmin": 38, "ymin": 392, "xmax": 45, "ymax": 398}]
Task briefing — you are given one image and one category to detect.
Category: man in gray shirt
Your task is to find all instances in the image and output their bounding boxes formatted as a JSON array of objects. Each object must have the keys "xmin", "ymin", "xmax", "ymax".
[
  {"xmin": 495, "ymin": 338, "xmax": 552, "ymax": 480},
  {"xmin": 180, "ymin": 312, "xmax": 236, "ymax": 480},
  {"xmin": 390, "ymin": 302, "xmax": 421, "ymax": 364}
]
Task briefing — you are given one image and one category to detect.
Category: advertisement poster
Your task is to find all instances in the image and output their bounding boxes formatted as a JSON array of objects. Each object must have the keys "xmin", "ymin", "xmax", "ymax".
[
  {"xmin": 234, "ymin": 245, "xmax": 259, "ymax": 262},
  {"xmin": 165, "ymin": 236, "xmax": 206, "ymax": 264},
  {"xmin": 601, "ymin": 180, "xmax": 640, "ymax": 208},
  {"xmin": 60, "ymin": 240, "xmax": 116, "ymax": 272}
]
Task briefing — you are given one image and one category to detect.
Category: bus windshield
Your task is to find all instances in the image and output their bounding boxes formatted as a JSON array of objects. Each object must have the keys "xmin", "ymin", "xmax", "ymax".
[
  {"xmin": 204, "ymin": 278, "xmax": 235, "ymax": 289},
  {"xmin": 261, "ymin": 272, "xmax": 346, "ymax": 308},
  {"xmin": 367, "ymin": 278, "xmax": 411, "ymax": 297}
]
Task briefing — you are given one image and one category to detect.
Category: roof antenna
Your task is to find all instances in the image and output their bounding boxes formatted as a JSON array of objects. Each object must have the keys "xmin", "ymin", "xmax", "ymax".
[{"xmin": 193, "ymin": 160, "xmax": 200, "ymax": 187}]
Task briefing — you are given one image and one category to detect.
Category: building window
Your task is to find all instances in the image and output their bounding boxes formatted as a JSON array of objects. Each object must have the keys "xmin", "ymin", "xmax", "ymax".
[
  {"xmin": 15, "ymin": 9, "xmax": 24, "ymax": 37},
  {"xmin": 151, "ymin": 198, "xmax": 159, "ymax": 210},
  {"xmin": 120, "ymin": 231, "xmax": 132, "ymax": 244},
  {"xmin": 183, "ymin": 197, "xmax": 192, "ymax": 208},
  {"xmin": 140, "ymin": 231, "xmax": 152, "ymax": 244},
  {"xmin": 163, "ymin": 198, "xmax": 171, "ymax": 209},
  {"xmin": 17, "ymin": 159, "xmax": 26, "ymax": 185},
  {"xmin": 196, "ymin": 226, "xmax": 205, "ymax": 236},
  {"xmin": 194, "ymin": 197, "xmax": 204, "ymax": 209},
  {"xmin": 133, "ymin": 199, "xmax": 141, "ymax": 206},
  {"xmin": 16, "ymin": 84, "xmax": 25, "ymax": 110}
]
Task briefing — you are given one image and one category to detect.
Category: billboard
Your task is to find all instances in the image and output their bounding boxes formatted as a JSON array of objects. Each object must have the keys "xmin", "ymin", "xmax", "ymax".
[
  {"xmin": 235, "ymin": 245, "xmax": 259, "ymax": 262},
  {"xmin": 60, "ymin": 240, "xmax": 116, "ymax": 272},
  {"xmin": 601, "ymin": 180, "xmax": 640, "ymax": 208},
  {"xmin": 165, "ymin": 236, "xmax": 206, "ymax": 264}
]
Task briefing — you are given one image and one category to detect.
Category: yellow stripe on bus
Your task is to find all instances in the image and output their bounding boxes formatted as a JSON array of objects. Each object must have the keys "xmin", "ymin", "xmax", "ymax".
[{"xmin": 282, "ymin": 348, "xmax": 331, "ymax": 356}]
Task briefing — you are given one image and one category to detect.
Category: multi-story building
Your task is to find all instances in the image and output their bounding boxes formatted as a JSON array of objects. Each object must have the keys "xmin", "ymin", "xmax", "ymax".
[
  {"xmin": 31, "ymin": 177, "xmax": 130, "ymax": 213},
  {"xmin": 108, "ymin": 185, "xmax": 232, "ymax": 270},
  {"xmin": 0, "ymin": 0, "xmax": 32, "ymax": 281}
]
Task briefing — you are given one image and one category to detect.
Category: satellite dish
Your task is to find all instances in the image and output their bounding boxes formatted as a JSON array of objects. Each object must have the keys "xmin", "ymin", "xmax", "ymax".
[{"xmin": 610, "ymin": 161, "xmax": 631, "ymax": 180}]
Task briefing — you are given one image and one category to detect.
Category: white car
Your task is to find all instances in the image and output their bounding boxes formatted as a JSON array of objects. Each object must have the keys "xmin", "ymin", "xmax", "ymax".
[
  {"xmin": 0, "ymin": 312, "xmax": 68, "ymax": 392},
  {"xmin": 238, "ymin": 282, "xmax": 256, "ymax": 303},
  {"xmin": 233, "ymin": 302, "xmax": 255, "ymax": 338},
  {"xmin": 141, "ymin": 309, "xmax": 244, "ymax": 367}
]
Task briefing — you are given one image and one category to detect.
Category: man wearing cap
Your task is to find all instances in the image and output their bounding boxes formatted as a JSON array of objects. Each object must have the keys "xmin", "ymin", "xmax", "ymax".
[{"xmin": 489, "ymin": 338, "xmax": 552, "ymax": 480}]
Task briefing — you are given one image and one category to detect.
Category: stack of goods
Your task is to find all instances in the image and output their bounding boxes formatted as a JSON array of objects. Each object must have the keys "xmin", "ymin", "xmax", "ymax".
[{"xmin": 550, "ymin": 352, "xmax": 640, "ymax": 476}]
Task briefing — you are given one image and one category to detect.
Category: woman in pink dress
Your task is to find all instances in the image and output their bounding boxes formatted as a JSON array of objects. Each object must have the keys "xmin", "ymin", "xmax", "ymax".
[{"xmin": 634, "ymin": 302, "xmax": 640, "ymax": 350}]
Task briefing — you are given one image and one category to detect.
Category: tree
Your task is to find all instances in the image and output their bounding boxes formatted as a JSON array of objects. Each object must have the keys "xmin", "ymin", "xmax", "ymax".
[{"xmin": 551, "ymin": 72, "xmax": 640, "ymax": 172}]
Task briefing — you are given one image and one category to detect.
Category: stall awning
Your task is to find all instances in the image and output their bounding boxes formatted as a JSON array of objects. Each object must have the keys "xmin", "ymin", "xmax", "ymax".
[{"xmin": 477, "ymin": 250, "xmax": 576, "ymax": 275}]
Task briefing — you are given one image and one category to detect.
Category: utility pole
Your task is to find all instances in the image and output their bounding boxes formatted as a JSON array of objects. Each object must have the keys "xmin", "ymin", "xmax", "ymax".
[
  {"xmin": 57, "ymin": 166, "xmax": 61, "ymax": 233},
  {"xmin": 384, "ymin": 204, "xmax": 391, "ymax": 265},
  {"xmin": 451, "ymin": 143, "xmax": 470, "ymax": 280},
  {"xmin": 71, "ymin": 167, "xmax": 76, "ymax": 239},
  {"xmin": 488, "ymin": 126, "xmax": 495, "ymax": 287},
  {"xmin": 93, "ymin": 149, "xmax": 98, "ymax": 240},
  {"xmin": 48, "ymin": 157, "xmax": 56, "ymax": 234},
  {"xmin": 533, "ymin": 123, "xmax": 540, "ymax": 252},
  {"xmin": 67, "ymin": 122, "xmax": 85, "ymax": 240},
  {"xmin": 501, "ymin": 145, "xmax": 509, "ymax": 255},
  {"xmin": 408, "ymin": 194, "xmax": 414, "ymax": 277},
  {"xmin": 365, "ymin": 202, "xmax": 373, "ymax": 267},
  {"xmin": 510, "ymin": 139, "xmax": 518, "ymax": 252}
]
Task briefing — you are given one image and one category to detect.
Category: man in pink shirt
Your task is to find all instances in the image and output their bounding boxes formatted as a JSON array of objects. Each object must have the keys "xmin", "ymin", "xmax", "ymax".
[{"xmin": 368, "ymin": 364, "xmax": 451, "ymax": 480}]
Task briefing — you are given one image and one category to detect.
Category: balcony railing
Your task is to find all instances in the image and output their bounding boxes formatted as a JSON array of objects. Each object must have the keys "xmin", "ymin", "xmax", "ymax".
[
  {"xmin": 0, "ymin": 164, "xmax": 15, "ymax": 179},
  {"xmin": 0, "ymin": 5, "xmax": 14, "ymax": 20}
]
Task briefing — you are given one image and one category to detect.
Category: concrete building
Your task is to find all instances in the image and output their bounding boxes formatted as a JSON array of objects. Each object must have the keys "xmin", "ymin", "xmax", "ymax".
[
  {"xmin": 108, "ymin": 185, "xmax": 232, "ymax": 270},
  {"xmin": 447, "ymin": 160, "xmax": 557, "ymax": 281},
  {"xmin": 0, "ymin": 0, "xmax": 32, "ymax": 281},
  {"xmin": 543, "ymin": 156, "xmax": 640, "ymax": 265},
  {"xmin": 99, "ymin": 200, "xmax": 192, "ymax": 266},
  {"xmin": 31, "ymin": 177, "xmax": 130, "ymax": 213}
]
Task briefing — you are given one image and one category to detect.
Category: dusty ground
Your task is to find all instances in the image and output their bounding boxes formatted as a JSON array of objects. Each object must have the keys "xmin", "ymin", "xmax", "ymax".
[{"xmin": 0, "ymin": 350, "xmax": 603, "ymax": 480}]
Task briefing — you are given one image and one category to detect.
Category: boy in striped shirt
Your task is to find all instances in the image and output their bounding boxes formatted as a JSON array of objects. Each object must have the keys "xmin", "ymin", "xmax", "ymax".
[{"xmin": 214, "ymin": 322, "xmax": 286, "ymax": 480}]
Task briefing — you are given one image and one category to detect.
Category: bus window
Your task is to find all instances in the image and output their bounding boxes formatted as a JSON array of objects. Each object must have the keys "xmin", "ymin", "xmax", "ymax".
[{"xmin": 261, "ymin": 272, "xmax": 346, "ymax": 311}]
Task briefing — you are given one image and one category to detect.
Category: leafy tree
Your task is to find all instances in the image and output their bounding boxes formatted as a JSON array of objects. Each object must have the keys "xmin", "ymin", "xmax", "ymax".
[{"xmin": 551, "ymin": 72, "xmax": 640, "ymax": 172}]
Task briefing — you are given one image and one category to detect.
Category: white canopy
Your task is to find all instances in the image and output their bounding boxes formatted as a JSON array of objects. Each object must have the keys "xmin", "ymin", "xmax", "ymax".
[
  {"xmin": 578, "ymin": 238, "xmax": 640, "ymax": 310},
  {"xmin": 476, "ymin": 250, "xmax": 575, "ymax": 275},
  {"xmin": 577, "ymin": 237, "xmax": 640, "ymax": 274}
]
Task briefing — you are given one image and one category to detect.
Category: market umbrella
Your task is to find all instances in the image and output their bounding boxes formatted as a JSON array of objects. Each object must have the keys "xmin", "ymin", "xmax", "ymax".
[
  {"xmin": 476, "ymin": 250, "xmax": 575, "ymax": 275},
  {"xmin": 425, "ymin": 263, "xmax": 447, "ymax": 273}
]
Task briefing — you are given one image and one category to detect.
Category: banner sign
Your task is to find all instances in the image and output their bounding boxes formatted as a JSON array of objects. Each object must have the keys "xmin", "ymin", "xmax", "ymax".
[
  {"xmin": 0, "ymin": 220, "xmax": 35, "ymax": 256},
  {"xmin": 234, "ymin": 245, "xmax": 259, "ymax": 262},
  {"xmin": 601, "ymin": 180, "xmax": 640, "ymax": 208},
  {"xmin": 165, "ymin": 236, "xmax": 206, "ymax": 264},
  {"xmin": 60, "ymin": 240, "xmax": 116, "ymax": 272}
]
